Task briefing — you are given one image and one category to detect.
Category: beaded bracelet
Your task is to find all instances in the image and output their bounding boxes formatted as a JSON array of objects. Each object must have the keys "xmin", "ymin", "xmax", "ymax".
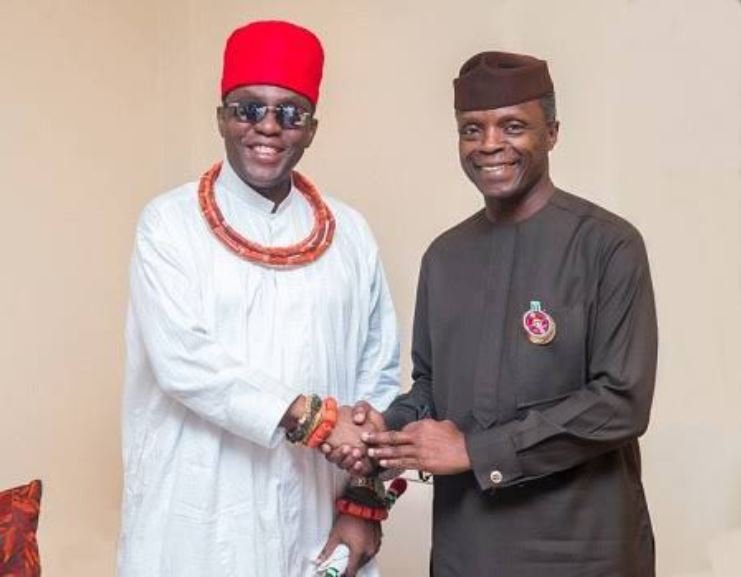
[
  {"xmin": 345, "ymin": 476, "xmax": 387, "ymax": 505},
  {"xmin": 336, "ymin": 498, "xmax": 388, "ymax": 521},
  {"xmin": 288, "ymin": 394, "xmax": 321, "ymax": 444},
  {"xmin": 286, "ymin": 394, "xmax": 322, "ymax": 444},
  {"xmin": 306, "ymin": 401, "xmax": 325, "ymax": 437},
  {"xmin": 335, "ymin": 475, "xmax": 388, "ymax": 521},
  {"xmin": 336, "ymin": 478, "xmax": 408, "ymax": 523},
  {"xmin": 306, "ymin": 397, "xmax": 338, "ymax": 448}
]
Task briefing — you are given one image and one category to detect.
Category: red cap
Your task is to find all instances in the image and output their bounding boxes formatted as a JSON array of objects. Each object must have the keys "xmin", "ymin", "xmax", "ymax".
[{"xmin": 221, "ymin": 20, "xmax": 324, "ymax": 105}]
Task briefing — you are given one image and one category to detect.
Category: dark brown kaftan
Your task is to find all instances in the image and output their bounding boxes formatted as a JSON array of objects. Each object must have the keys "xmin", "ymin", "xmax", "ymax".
[{"xmin": 384, "ymin": 190, "xmax": 657, "ymax": 576}]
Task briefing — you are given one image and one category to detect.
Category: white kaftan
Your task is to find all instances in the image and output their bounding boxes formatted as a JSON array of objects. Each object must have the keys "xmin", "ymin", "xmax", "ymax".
[{"xmin": 118, "ymin": 160, "xmax": 400, "ymax": 576}]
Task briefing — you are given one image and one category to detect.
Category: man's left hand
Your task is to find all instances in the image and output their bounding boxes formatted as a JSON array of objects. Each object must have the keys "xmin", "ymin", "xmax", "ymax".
[
  {"xmin": 363, "ymin": 419, "xmax": 471, "ymax": 475},
  {"xmin": 316, "ymin": 513, "xmax": 381, "ymax": 577}
]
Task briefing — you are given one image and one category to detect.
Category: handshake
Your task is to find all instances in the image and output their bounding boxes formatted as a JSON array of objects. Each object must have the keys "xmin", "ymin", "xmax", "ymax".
[
  {"xmin": 284, "ymin": 394, "xmax": 471, "ymax": 476},
  {"xmin": 316, "ymin": 401, "xmax": 472, "ymax": 478},
  {"xmin": 319, "ymin": 401, "xmax": 389, "ymax": 477}
]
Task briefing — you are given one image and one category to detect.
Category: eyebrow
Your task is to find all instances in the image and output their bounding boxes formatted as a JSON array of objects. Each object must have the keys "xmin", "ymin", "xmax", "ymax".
[
  {"xmin": 497, "ymin": 114, "xmax": 528, "ymax": 123},
  {"xmin": 456, "ymin": 113, "xmax": 529, "ymax": 127}
]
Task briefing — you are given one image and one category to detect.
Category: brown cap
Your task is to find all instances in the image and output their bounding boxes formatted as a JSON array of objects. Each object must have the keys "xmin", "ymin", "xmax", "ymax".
[{"xmin": 454, "ymin": 51, "xmax": 553, "ymax": 111}]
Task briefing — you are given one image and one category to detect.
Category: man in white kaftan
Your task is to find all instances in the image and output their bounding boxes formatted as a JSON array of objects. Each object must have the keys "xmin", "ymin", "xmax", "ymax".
[{"xmin": 118, "ymin": 20, "xmax": 399, "ymax": 577}]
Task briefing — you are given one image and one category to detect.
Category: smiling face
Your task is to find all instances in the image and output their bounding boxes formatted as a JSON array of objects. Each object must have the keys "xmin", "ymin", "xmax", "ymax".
[
  {"xmin": 217, "ymin": 84, "xmax": 318, "ymax": 204},
  {"xmin": 456, "ymin": 99, "xmax": 559, "ymax": 220}
]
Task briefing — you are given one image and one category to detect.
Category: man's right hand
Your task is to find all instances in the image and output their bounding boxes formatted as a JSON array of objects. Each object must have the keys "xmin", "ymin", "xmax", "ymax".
[
  {"xmin": 324, "ymin": 406, "xmax": 376, "ymax": 447},
  {"xmin": 321, "ymin": 401, "xmax": 386, "ymax": 475},
  {"xmin": 351, "ymin": 400, "xmax": 386, "ymax": 432}
]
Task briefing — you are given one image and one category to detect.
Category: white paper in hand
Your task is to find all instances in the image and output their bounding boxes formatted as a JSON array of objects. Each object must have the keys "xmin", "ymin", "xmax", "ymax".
[{"xmin": 314, "ymin": 543, "xmax": 350, "ymax": 576}]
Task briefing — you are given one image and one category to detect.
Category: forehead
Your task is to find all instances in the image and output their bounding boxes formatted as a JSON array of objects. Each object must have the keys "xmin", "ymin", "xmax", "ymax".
[
  {"xmin": 224, "ymin": 84, "xmax": 313, "ymax": 109},
  {"xmin": 456, "ymin": 99, "xmax": 544, "ymax": 123}
]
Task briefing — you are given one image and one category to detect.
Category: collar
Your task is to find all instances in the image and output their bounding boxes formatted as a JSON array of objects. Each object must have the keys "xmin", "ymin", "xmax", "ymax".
[{"xmin": 216, "ymin": 158, "xmax": 297, "ymax": 216}]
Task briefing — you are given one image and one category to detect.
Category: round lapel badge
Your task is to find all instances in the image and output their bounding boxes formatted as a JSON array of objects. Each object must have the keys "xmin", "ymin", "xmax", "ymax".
[{"xmin": 522, "ymin": 300, "xmax": 556, "ymax": 345}]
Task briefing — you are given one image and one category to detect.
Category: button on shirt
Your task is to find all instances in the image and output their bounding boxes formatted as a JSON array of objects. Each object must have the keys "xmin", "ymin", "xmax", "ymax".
[{"xmin": 489, "ymin": 470, "xmax": 503, "ymax": 485}]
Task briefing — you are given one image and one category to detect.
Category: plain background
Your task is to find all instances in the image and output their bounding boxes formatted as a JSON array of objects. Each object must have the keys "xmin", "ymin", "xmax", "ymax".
[{"xmin": 1, "ymin": 0, "xmax": 740, "ymax": 575}]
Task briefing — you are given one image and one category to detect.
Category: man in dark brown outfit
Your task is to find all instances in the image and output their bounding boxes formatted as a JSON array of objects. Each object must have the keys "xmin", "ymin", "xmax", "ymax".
[{"xmin": 360, "ymin": 51, "xmax": 658, "ymax": 576}]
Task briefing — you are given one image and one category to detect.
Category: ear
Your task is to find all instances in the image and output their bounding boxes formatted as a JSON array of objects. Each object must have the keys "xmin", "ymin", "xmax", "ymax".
[
  {"xmin": 303, "ymin": 117, "xmax": 319, "ymax": 148},
  {"xmin": 546, "ymin": 120, "xmax": 560, "ymax": 151},
  {"xmin": 216, "ymin": 106, "xmax": 227, "ymax": 138}
]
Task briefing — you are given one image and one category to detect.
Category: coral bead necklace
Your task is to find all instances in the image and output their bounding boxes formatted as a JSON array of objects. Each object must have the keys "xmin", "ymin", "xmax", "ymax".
[{"xmin": 198, "ymin": 161, "xmax": 335, "ymax": 267}]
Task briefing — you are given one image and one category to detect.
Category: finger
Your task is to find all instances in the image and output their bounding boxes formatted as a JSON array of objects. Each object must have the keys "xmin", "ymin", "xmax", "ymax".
[
  {"xmin": 345, "ymin": 548, "xmax": 362, "ymax": 577},
  {"xmin": 316, "ymin": 534, "xmax": 340, "ymax": 564},
  {"xmin": 358, "ymin": 551, "xmax": 372, "ymax": 570},
  {"xmin": 352, "ymin": 400, "xmax": 371, "ymax": 424},
  {"xmin": 353, "ymin": 400, "xmax": 372, "ymax": 411},
  {"xmin": 367, "ymin": 410, "xmax": 387, "ymax": 433},
  {"xmin": 320, "ymin": 443, "xmax": 332, "ymax": 454},
  {"xmin": 375, "ymin": 523, "xmax": 383, "ymax": 555},
  {"xmin": 339, "ymin": 453, "xmax": 370, "ymax": 473},
  {"xmin": 325, "ymin": 446, "xmax": 349, "ymax": 465},
  {"xmin": 366, "ymin": 446, "xmax": 387, "ymax": 459},
  {"xmin": 337, "ymin": 456, "xmax": 361, "ymax": 472},
  {"xmin": 324, "ymin": 448, "xmax": 341, "ymax": 464},
  {"xmin": 350, "ymin": 459, "xmax": 374, "ymax": 476},
  {"xmin": 367, "ymin": 444, "xmax": 414, "ymax": 460},
  {"xmin": 379, "ymin": 457, "xmax": 417, "ymax": 470},
  {"xmin": 338, "ymin": 451, "xmax": 361, "ymax": 471},
  {"xmin": 363, "ymin": 430, "xmax": 411, "ymax": 446}
]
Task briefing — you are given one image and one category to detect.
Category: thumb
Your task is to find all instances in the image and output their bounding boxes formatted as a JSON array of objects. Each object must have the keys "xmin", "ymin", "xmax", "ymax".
[{"xmin": 352, "ymin": 401, "xmax": 371, "ymax": 424}]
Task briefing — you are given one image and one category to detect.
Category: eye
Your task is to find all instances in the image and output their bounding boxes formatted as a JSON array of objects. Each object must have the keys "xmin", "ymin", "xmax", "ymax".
[
  {"xmin": 458, "ymin": 124, "xmax": 481, "ymax": 140},
  {"xmin": 503, "ymin": 122, "xmax": 526, "ymax": 135}
]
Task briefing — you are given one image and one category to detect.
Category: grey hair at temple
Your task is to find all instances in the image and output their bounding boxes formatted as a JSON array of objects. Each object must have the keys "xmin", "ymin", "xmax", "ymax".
[{"xmin": 540, "ymin": 92, "xmax": 557, "ymax": 124}]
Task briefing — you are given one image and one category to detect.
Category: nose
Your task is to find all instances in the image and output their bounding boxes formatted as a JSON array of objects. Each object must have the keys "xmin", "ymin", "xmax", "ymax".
[
  {"xmin": 480, "ymin": 125, "xmax": 504, "ymax": 153},
  {"xmin": 254, "ymin": 108, "xmax": 282, "ymax": 135}
]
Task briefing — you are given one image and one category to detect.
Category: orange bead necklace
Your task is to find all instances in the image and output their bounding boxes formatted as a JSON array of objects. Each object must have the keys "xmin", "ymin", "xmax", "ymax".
[{"xmin": 198, "ymin": 162, "xmax": 335, "ymax": 267}]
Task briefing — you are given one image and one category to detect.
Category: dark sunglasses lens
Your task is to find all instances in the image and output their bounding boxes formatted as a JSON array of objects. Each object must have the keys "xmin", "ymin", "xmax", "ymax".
[
  {"xmin": 231, "ymin": 102, "xmax": 266, "ymax": 123},
  {"xmin": 276, "ymin": 104, "xmax": 303, "ymax": 128}
]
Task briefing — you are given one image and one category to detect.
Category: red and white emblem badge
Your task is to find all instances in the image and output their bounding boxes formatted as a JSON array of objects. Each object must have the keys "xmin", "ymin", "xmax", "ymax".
[{"xmin": 522, "ymin": 300, "xmax": 556, "ymax": 345}]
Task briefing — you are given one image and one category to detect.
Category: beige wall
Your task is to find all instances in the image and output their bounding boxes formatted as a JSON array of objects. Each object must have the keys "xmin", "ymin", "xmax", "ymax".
[{"xmin": 1, "ymin": 0, "xmax": 739, "ymax": 575}]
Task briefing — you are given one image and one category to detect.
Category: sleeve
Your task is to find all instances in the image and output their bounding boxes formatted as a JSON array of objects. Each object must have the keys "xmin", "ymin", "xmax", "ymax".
[
  {"xmin": 353, "ymin": 247, "xmax": 401, "ymax": 412},
  {"xmin": 465, "ymin": 232, "xmax": 658, "ymax": 490},
  {"xmin": 383, "ymin": 254, "xmax": 436, "ymax": 431},
  {"xmin": 129, "ymin": 204, "xmax": 297, "ymax": 448}
]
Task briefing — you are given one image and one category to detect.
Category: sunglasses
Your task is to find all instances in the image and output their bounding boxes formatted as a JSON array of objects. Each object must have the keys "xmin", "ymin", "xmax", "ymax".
[{"xmin": 221, "ymin": 100, "xmax": 313, "ymax": 130}]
